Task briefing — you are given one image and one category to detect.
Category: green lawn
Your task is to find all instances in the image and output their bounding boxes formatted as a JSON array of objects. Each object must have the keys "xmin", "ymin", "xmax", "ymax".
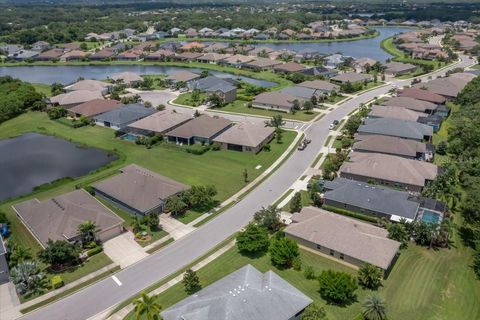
[
  {"xmin": 281, "ymin": 190, "xmax": 312, "ymax": 212},
  {"xmin": 172, "ymin": 92, "xmax": 206, "ymax": 107},
  {"xmin": 471, "ymin": 64, "xmax": 480, "ymax": 70},
  {"xmin": 124, "ymin": 232, "xmax": 480, "ymax": 320},
  {"xmin": 32, "ymin": 83, "xmax": 52, "ymax": 97},
  {"xmin": 219, "ymin": 99, "xmax": 318, "ymax": 122},
  {"xmin": 0, "ymin": 112, "xmax": 297, "ymax": 253}
]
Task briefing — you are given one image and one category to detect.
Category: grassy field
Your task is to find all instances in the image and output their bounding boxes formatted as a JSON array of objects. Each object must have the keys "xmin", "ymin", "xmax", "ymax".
[
  {"xmin": 31, "ymin": 83, "xmax": 52, "ymax": 97},
  {"xmin": 0, "ymin": 112, "xmax": 297, "ymax": 253},
  {"xmin": 381, "ymin": 37, "xmax": 445, "ymax": 70},
  {"xmin": 124, "ymin": 230, "xmax": 480, "ymax": 320},
  {"xmin": 218, "ymin": 99, "xmax": 318, "ymax": 122},
  {"xmin": 172, "ymin": 92, "xmax": 206, "ymax": 107}
]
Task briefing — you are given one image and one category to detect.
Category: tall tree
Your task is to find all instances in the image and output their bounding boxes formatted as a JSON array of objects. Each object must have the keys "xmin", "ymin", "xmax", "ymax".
[
  {"xmin": 269, "ymin": 237, "xmax": 299, "ymax": 268},
  {"xmin": 8, "ymin": 243, "xmax": 32, "ymax": 267},
  {"xmin": 236, "ymin": 223, "xmax": 270, "ymax": 255},
  {"xmin": 77, "ymin": 220, "xmax": 97, "ymax": 246},
  {"xmin": 290, "ymin": 192, "xmax": 303, "ymax": 213},
  {"xmin": 265, "ymin": 114, "xmax": 285, "ymax": 128},
  {"xmin": 275, "ymin": 127, "xmax": 283, "ymax": 144},
  {"xmin": 133, "ymin": 292, "xmax": 162, "ymax": 320},
  {"xmin": 318, "ymin": 270, "xmax": 358, "ymax": 304},
  {"xmin": 301, "ymin": 303, "xmax": 327, "ymax": 320},
  {"xmin": 165, "ymin": 196, "xmax": 188, "ymax": 215},
  {"xmin": 254, "ymin": 206, "xmax": 281, "ymax": 232},
  {"xmin": 183, "ymin": 269, "xmax": 201, "ymax": 295},
  {"xmin": 38, "ymin": 240, "xmax": 81, "ymax": 267},
  {"xmin": 362, "ymin": 294, "xmax": 387, "ymax": 320}
]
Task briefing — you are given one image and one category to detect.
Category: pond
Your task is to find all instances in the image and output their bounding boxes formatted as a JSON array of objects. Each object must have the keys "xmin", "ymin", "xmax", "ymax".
[
  {"xmin": 0, "ymin": 133, "xmax": 117, "ymax": 201},
  {"xmin": 0, "ymin": 64, "xmax": 277, "ymax": 87},
  {"xmin": 261, "ymin": 27, "xmax": 413, "ymax": 61}
]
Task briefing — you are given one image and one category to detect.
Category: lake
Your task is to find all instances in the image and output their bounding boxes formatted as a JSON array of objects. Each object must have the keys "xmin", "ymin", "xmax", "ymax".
[
  {"xmin": 262, "ymin": 27, "xmax": 413, "ymax": 61},
  {"xmin": 0, "ymin": 133, "xmax": 117, "ymax": 201},
  {"xmin": 0, "ymin": 65, "xmax": 277, "ymax": 87}
]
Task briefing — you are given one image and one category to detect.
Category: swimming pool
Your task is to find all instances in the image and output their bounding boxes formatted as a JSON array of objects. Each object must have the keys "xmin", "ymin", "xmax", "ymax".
[
  {"xmin": 421, "ymin": 210, "xmax": 441, "ymax": 224},
  {"xmin": 120, "ymin": 133, "xmax": 138, "ymax": 142}
]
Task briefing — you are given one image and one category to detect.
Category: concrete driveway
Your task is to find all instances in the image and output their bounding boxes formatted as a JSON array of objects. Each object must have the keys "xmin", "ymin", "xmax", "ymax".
[
  {"xmin": 160, "ymin": 216, "xmax": 195, "ymax": 240},
  {"xmin": 103, "ymin": 232, "xmax": 148, "ymax": 268}
]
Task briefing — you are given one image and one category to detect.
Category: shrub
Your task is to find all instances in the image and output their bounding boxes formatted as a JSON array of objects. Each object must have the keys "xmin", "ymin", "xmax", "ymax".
[
  {"xmin": 262, "ymin": 144, "xmax": 271, "ymax": 151},
  {"xmin": 86, "ymin": 246, "xmax": 103, "ymax": 257},
  {"xmin": 186, "ymin": 145, "xmax": 210, "ymax": 155},
  {"xmin": 303, "ymin": 265, "xmax": 316, "ymax": 280},
  {"xmin": 318, "ymin": 270, "xmax": 358, "ymax": 304},
  {"xmin": 292, "ymin": 256, "xmax": 302, "ymax": 271},
  {"xmin": 47, "ymin": 107, "xmax": 67, "ymax": 120},
  {"xmin": 211, "ymin": 142, "xmax": 221, "ymax": 151},
  {"xmin": 236, "ymin": 223, "xmax": 270, "ymax": 255},
  {"xmin": 269, "ymin": 237, "xmax": 299, "ymax": 268},
  {"xmin": 51, "ymin": 275, "xmax": 64, "ymax": 289}
]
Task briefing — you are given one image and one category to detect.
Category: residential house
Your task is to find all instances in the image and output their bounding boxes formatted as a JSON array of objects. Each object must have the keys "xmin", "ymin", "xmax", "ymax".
[
  {"xmin": 213, "ymin": 123, "xmax": 275, "ymax": 153},
  {"xmin": 93, "ymin": 164, "xmax": 188, "ymax": 216},
  {"xmin": 173, "ymin": 52, "xmax": 204, "ymax": 62},
  {"xmin": 413, "ymin": 73, "xmax": 476, "ymax": 99},
  {"xmin": 60, "ymin": 50, "xmax": 90, "ymax": 62},
  {"xmin": 93, "ymin": 103, "xmax": 156, "ymax": 130},
  {"xmin": 368, "ymin": 105, "xmax": 424, "ymax": 122},
  {"xmin": 248, "ymin": 46, "xmax": 275, "ymax": 57},
  {"xmin": 220, "ymin": 54, "xmax": 254, "ymax": 68},
  {"xmin": 90, "ymin": 48, "xmax": 116, "ymax": 61},
  {"xmin": 179, "ymin": 42, "xmax": 205, "ymax": 52},
  {"xmin": 352, "ymin": 135, "xmax": 431, "ymax": 160},
  {"xmin": 253, "ymin": 92, "xmax": 304, "ymax": 113},
  {"xmin": 324, "ymin": 54, "xmax": 347, "ymax": 68},
  {"xmin": 192, "ymin": 76, "xmax": 237, "ymax": 103},
  {"xmin": 7, "ymin": 50, "xmax": 39, "ymax": 61},
  {"xmin": 35, "ymin": 48, "xmax": 66, "ymax": 61},
  {"xmin": 50, "ymin": 90, "xmax": 104, "ymax": 109},
  {"xmin": 161, "ymin": 264, "xmax": 312, "ymax": 320},
  {"xmin": 12, "ymin": 189, "xmax": 124, "ymax": 247},
  {"xmin": 145, "ymin": 49, "xmax": 175, "ymax": 61},
  {"xmin": 280, "ymin": 86, "xmax": 321, "ymax": 100},
  {"xmin": 166, "ymin": 115, "xmax": 232, "ymax": 145},
  {"xmin": 31, "ymin": 41, "xmax": 51, "ymax": 52},
  {"xmin": 0, "ymin": 44, "xmax": 23, "ymax": 55},
  {"xmin": 331, "ymin": 72, "xmax": 372, "ymax": 84},
  {"xmin": 298, "ymin": 80, "xmax": 340, "ymax": 95},
  {"xmin": 398, "ymin": 87, "xmax": 446, "ymax": 105},
  {"xmin": 109, "ymin": 72, "xmax": 143, "ymax": 87},
  {"xmin": 127, "ymin": 111, "xmax": 193, "ymax": 136},
  {"xmin": 273, "ymin": 62, "xmax": 306, "ymax": 73},
  {"xmin": 165, "ymin": 71, "xmax": 200, "ymax": 85},
  {"xmin": 323, "ymin": 178, "xmax": 421, "ymax": 222},
  {"xmin": 284, "ymin": 207, "xmax": 401, "ymax": 273},
  {"xmin": 197, "ymin": 53, "xmax": 230, "ymax": 64},
  {"xmin": 353, "ymin": 57, "xmax": 377, "ymax": 73},
  {"xmin": 417, "ymin": 114, "xmax": 444, "ymax": 132},
  {"xmin": 339, "ymin": 152, "xmax": 438, "ymax": 192},
  {"xmin": 357, "ymin": 118, "xmax": 433, "ymax": 142},
  {"xmin": 65, "ymin": 79, "xmax": 112, "ymax": 95},
  {"xmin": 384, "ymin": 62, "xmax": 418, "ymax": 76},
  {"xmin": 68, "ymin": 99, "xmax": 122, "ymax": 118},
  {"xmin": 301, "ymin": 66, "xmax": 339, "ymax": 78},
  {"xmin": 381, "ymin": 96, "xmax": 437, "ymax": 114},
  {"xmin": 242, "ymin": 58, "xmax": 283, "ymax": 71}
]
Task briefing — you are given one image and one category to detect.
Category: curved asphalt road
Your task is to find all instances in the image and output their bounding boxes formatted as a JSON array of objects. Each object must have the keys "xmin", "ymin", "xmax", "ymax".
[{"xmin": 21, "ymin": 54, "xmax": 474, "ymax": 320}]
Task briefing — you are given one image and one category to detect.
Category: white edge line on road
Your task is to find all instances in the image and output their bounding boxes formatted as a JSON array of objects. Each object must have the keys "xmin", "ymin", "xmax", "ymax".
[{"xmin": 111, "ymin": 275, "xmax": 122, "ymax": 286}]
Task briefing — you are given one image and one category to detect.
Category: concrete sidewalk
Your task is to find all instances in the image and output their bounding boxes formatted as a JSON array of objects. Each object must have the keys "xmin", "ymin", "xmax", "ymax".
[
  {"xmin": 103, "ymin": 233, "xmax": 147, "ymax": 268},
  {"xmin": 0, "ymin": 282, "xmax": 21, "ymax": 320},
  {"xmin": 159, "ymin": 216, "xmax": 195, "ymax": 240}
]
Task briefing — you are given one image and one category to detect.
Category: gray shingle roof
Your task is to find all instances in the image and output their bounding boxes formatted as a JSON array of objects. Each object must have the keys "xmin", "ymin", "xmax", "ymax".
[
  {"xmin": 353, "ymin": 135, "xmax": 427, "ymax": 157},
  {"xmin": 93, "ymin": 104, "xmax": 156, "ymax": 127},
  {"xmin": 381, "ymin": 96, "xmax": 437, "ymax": 113},
  {"xmin": 213, "ymin": 123, "xmax": 274, "ymax": 148},
  {"xmin": 280, "ymin": 86, "xmax": 317, "ymax": 100},
  {"xmin": 193, "ymin": 76, "xmax": 237, "ymax": 92},
  {"xmin": 358, "ymin": 118, "xmax": 433, "ymax": 140},
  {"xmin": 161, "ymin": 264, "xmax": 312, "ymax": 320},
  {"xmin": 324, "ymin": 178, "xmax": 420, "ymax": 221}
]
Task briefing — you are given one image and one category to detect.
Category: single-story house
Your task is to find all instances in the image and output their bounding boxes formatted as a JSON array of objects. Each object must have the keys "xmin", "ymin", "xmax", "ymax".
[
  {"xmin": 368, "ymin": 105, "xmax": 424, "ymax": 122},
  {"xmin": 145, "ymin": 49, "xmax": 176, "ymax": 60},
  {"xmin": 381, "ymin": 96, "xmax": 438, "ymax": 114},
  {"xmin": 384, "ymin": 61, "xmax": 418, "ymax": 76},
  {"xmin": 414, "ymin": 73, "xmax": 476, "ymax": 99},
  {"xmin": 174, "ymin": 52, "xmax": 204, "ymax": 62},
  {"xmin": 165, "ymin": 71, "xmax": 201, "ymax": 85},
  {"xmin": 93, "ymin": 103, "xmax": 157, "ymax": 130},
  {"xmin": 280, "ymin": 86, "xmax": 321, "ymax": 100},
  {"xmin": 68, "ymin": 99, "xmax": 122, "ymax": 118},
  {"xmin": 93, "ymin": 164, "xmax": 188, "ymax": 216},
  {"xmin": 35, "ymin": 48, "xmax": 66, "ymax": 61},
  {"xmin": 331, "ymin": 72, "xmax": 373, "ymax": 84},
  {"xmin": 64, "ymin": 79, "xmax": 112, "ymax": 95},
  {"xmin": 127, "ymin": 111, "xmax": 193, "ymax": 136},
  {"xmin": 0, "ymin": 236, "xmax": 8, "ymax": 284},
  {"xmin": 398, "ymin": 87, "xmax": 446, "ymax": 105},
  {"xmin": 0, "ymin": 44, "xmax": 23, "ymax": 55},
  {"xmin": 352, "ymin": 135, "xmax": 431, "ymax": 160},
  {"xmin": 213, "ymin": 123, "xmax": 275, "ymax": 153},
  {"xmin": 284, "ymin": 207, "xmax": 401, "ymax": 273},
  {"xmin": 252, "ymin": 91, "xmax": 304, "ymax": 113},
  {"xmin": 90, "ymin": 48, "xmax": 116, "ymax": 60},
  {"xmin": 273, "ymin": 62, "xmax": 306, "ymax": 73},
  {"xmin": 161, "ymin": 264, "xmax": 312, "ymax": 320},
  {"xmin": 166, "ymin": 115, "xmax": 232, "ymax": 145},
  {"xmin": 7, "ymin": 50, "xmax": 39, "ymax": 61},
  {"xmin": 298, "ymin": 80, "xmax": 340, "ymax": 95},
  {"xmin": 197, "ymin": 53, "xmax": 231, "ymax": 64},
  {"xmin": 339, "ymin": 152, "xmax": 439, "ymax": 192},
  {"xmin": 12, "ymin": 189, "xmax": 124, "ymax": 247},
  {"xmin": 50, "ymin": 90, "xmax": 104, "ymax": 109},
  {"xmin": 323, "ymin": 178, "xmax": 420, "ymax": 222},
  {"xmin": 418, "ymin": 114, "xmax": 444, "ymax": 132},
  {"xmin": 192, "ymin": 76, "xmax": 237, "ymax": 103},
  {"xmin": 353, "ymin": 57, "xmax": 377, "ymax": 73},
  {"xmin": 60, "ymin": 50, "xmax": 90, "ymax": 62},
  {"xmin": 357, "ymin": 118, "xmax": 433, "ymax": 142},
  {"xmin": 220, "ymin": 54, "xmax": 254, "ymax": 68},
  {"xmin": 301, "ymin": 66, "xmax": 339, "ymax": 78},
  {"xmin": 109, "ymin": 72, "xmax": 143, "ymax": 87},
  {"xmin": 242, "ymin": 58, "xmax": 283, "ymax": 71}
]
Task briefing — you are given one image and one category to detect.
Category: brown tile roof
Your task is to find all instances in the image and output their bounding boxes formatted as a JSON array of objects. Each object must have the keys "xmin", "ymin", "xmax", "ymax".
[
  {"xmin": 175, "ymin": 52, "xmax": 204, "ymax": 60},
  {"xmin": 284, "ymin": 207, "xmax": 401, "ymax": 270},
  {"xmin": 165, "ymin": 70, "xmax": 200, "ymax": 83},
  {"xmin": 273, "ymin": 62, "xmax": 306, "ymax": 73},
  {"xmin": 398, "ymin": 87, "xmax": 446, "ymax": 104},
  {"xmin": 128, "ymin": 111, "xmax": 193, "ymax": 134},
  {"xmin": 12, "ymin": 189, "xmax": 124, "ymax": 247},
  {"xmin": 90, "ymin": 48, "xmax": 116, "ymax": 59},
  {"xmin": 93, "ymin": 164, "xmax": 189, "ymax": 213},
  {"xmin": 213, "ymin": 123, "xmax": 275, "ymax": 148},
  {"xmin": 369, "ymin": 105, "xmax": 424, "ymax": 122},
  {"xmin": 253, "ymin": 91, "xmax": 303, "ymax": 108},
  {"xmin": 50, "ymin": 90, "xmax": 104, "ymax": 106},
  {"xmin": 221, "ymin": 54, "xmax": 254, "ymax": 64},
  {"xmin": 414, "ymin": 73, "xmax": 476, "ymax": 98},
  {"xmin": 384, "ymin": 61, "xmax": 418, "ymax": 74},
  {"xmin": 36, "ymin": 48, "xmax": 65, "ymax": 59},
  {"xmin": 245, "ymin": 58, "xmax": 283, "ymax": 68},
  {"xmin": 110, "ymin": 72, "xmax": 143, "ymax": 84},
  {"xmin": 60, "ymin": 50, "xmax": 90, "ymax": 60},
  {"xmin": 381, "ymin": 96, "xmax": 437, "ymax": 113},
  {"xmin": 331, "ymin": 72, "xmax": 372, "ymax": 83},
  {"xmin": 146, "ymin": 49, "xmax": 175, "ymax": 59},
  {"xmin": 340, "ymin": 152, "xmax": 438, "ymax": 188},
  {"xmin": 180, "ymin": 42, "xmax": 205, "ymax": 51},
  {"xmin": 65, "ymin": 80, "xmax": 111, "ymax": 92},
  {"xmin": 353, "ymin": 135, "xmax": 427, "ymax": 158},
  {"xmin": 166, "ymin": 115, "xmax": 232, "ymax": 140},
  {"xmin": 198, "ymin": 53, "xmax": 231, "ymax": 62},
  {"xmin": 69, "ymin": 99, "xmax": 122, "ymax": 117},
  {"xmin": 298, "ymin": 80, "xmax": 340, "ymax": 92}
]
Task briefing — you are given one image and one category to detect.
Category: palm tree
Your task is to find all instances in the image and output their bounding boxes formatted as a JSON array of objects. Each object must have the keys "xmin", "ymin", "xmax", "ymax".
[
  {"xmin": 77, "ymin": 220, "xmax": 97, "ymax": 245},
  {"xmin": 133, "ymin": 292, "xmax": 162, "ymax": 320},
  {"xmin": 8, "ymin": 244, "xmax": 33, "ymax": 267},
  {"xmin": 362, "ymin": 294, "xmax": 387, "ymax": 320}
]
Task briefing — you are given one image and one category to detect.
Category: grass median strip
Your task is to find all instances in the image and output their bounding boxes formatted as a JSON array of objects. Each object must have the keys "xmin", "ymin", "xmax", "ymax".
[
  {"xmin": 311, "ymin": 152, "xmax": 324, "ymax": 168},
  {"xmin": 146, "ymin": 238, "xmax": 175, "ymax": 254}
]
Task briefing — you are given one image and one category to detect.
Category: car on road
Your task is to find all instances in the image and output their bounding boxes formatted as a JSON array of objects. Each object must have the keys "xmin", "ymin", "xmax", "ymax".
[
  {"xmin": 298, "ymin": 142, "xmax": 307, "ymax": 150},
  {"xmin": 329, "ymin": 120, "xmax": 339, "ymax": 130}
]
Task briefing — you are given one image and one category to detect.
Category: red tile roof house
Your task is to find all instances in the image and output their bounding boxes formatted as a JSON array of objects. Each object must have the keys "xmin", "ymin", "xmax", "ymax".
[{"xmin": 68, "ymin": 99, "xmax": 122, "ymax": 118}]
